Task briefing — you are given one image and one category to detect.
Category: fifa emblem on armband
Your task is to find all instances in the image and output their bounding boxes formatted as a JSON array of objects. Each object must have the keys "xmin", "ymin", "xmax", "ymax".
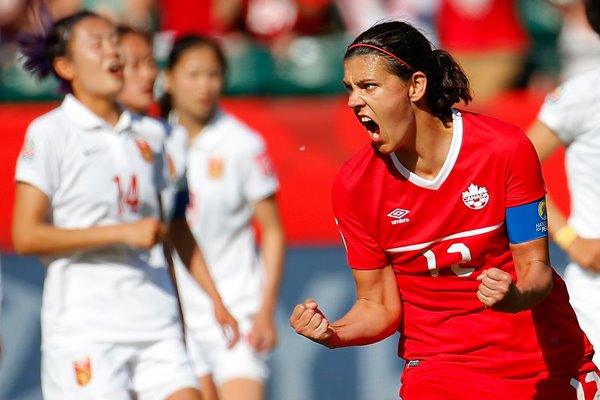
[
  {"xmin": 73, "ymin": 356, "xmax": 92, "ymax": 386},
  {"xmin": 134, "ymin": 138, "xmax": 153, "ymax": 163},
  {"xmin": 462, "ymin": 183, "xmax": 489, "ymax": 210},
  {"xmin": 208, "ymin": 156, "xmax": 224, "ymax": 179},
  {"xmin": 538, "ymin": 199, "xmax": 547, "ymax": 220}
]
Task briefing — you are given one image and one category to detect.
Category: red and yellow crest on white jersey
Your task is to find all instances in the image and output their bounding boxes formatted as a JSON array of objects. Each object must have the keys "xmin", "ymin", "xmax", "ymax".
[
  {"xmin": 208, "ymin": 156, "xmax": 224, "ymax": 179},
  {"xmin": 73, "ymin": 356, "xmax": 92, "ymax": 386},
  {"xmin": 135, "ymin": 138, "xmax": 153, "ymax": 163}
]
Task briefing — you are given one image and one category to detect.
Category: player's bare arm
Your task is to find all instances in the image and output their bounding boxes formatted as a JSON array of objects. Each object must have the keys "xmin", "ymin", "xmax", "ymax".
[
  {"xmin": 544, "ymin": 195, "xmax": 600, "ymax": 272},
  {"xmin": 477, "ymin": 237, "xmax": 553, "ymax": 313},
  {"xmin": 250, "ymin": 195, "xmax": 285, "ymax": 353},
  {"xmin": 169, "ymin": 217, "xmax": 240, "ymax": 347},
  {"xmin": 528, "ymin": 120, "xmax": 600, "ymax": 272},
  {"xmin": 290, "ymin": 265, "xmax": 401, "ymax": 348},
  {"xmin": 527, "ymin": 119, "xmax": 562, "ymax": 162},
  {"xmin": 564, "ymin": 237, "xmax": 600, "ymax": 272},
  {"xmin": 12, "ymin": 182, "xmax": 165, "ymax": 256}
]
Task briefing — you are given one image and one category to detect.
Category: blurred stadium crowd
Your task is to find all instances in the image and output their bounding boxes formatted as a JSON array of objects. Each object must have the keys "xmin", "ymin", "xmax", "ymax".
[{"xmin": 0, "ymin": 0, "xmax": 599, "ymax": 103}]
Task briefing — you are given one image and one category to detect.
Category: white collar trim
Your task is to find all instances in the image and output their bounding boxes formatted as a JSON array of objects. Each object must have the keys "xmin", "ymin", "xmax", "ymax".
[
  {"xmin": 390, "ymin": 109, "xmax": 463, "ymax": 190},
  {"xmin": 169, "ymin": 108, "xmax": 224, "ymax": 146},
  {"xmin": 62, "ymin": 94, "xmax": 131, "ymax": 133}
]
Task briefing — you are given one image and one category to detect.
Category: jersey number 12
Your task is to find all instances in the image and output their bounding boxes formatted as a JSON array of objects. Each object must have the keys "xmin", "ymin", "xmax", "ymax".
[{"xmin": 423, "ymin": 243, "xmax": 475, "ymax": 277}]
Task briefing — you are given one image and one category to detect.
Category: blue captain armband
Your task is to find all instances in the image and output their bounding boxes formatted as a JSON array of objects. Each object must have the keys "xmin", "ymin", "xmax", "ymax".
[{"xmin": 505, "ymin": 197, "xmax": 548, "ymax": 244}]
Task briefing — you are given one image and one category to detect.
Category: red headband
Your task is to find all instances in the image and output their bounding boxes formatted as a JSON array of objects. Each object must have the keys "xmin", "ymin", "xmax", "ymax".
[{"xmin": 347, "ymin": 43, "xmax": 415, "ymax": 71}]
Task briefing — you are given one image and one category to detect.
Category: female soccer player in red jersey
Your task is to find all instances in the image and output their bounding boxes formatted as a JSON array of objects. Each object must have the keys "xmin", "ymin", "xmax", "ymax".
[
  {"xmin": 13, "ymin": 11, "xmax": 203, "ymax": 400},
  {"xmin": 290, "ymin": 20, "xmax": 600, "ymax": 399}
]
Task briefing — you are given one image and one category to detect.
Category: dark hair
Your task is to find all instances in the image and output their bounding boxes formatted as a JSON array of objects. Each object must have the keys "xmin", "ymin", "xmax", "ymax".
[
  {"xmin": 159, "ymin": 35, "xmax": 227, "ymax": 118},
  {"xmin": 585, "ymin": 0, "xmax": 600, "ymax": 35},
  {"xmin": 18, "ymin": 10, "xmax": 103, "ymax": 93},
  {"xmin": 344, "ymin": 21, "xmax": 472, "ymax": 123}
]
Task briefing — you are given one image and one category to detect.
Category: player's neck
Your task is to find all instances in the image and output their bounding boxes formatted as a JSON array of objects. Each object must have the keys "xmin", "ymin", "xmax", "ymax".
[
  {"xmin": 72, "ymin": 90, "xmax": 121, "ymax": 127},
  {"xmin": 178, "ymin": 108, "xmax": 218, "ymax": 142},
  {"xmin": 177, "ymin": 113, "xmax": 208, "ymax": 142},
  {"xmin": 394, "ymin": 115, "xmax": 453, "ymax": 180}
]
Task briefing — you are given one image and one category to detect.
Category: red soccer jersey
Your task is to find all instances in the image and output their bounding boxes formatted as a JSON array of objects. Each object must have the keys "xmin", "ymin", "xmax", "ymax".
[{"xmin": 333, "ymin": 111, "xmax": 595, "ymax": 378}]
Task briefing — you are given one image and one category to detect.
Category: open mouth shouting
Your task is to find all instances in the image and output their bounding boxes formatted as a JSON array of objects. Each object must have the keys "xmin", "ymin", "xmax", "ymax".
[
  {"xmin": 359, "ymin": 115, "xmax": 381, "ymax": 142},
  {"xmin": 107, "ymin": 61, "xmax": 124, "ymax": 78}
]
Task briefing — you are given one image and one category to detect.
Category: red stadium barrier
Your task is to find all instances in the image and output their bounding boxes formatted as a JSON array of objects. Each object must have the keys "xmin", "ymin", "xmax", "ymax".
[{"xmin": 0, "ymin": 92, "xmax": 568, "ymax": 251}]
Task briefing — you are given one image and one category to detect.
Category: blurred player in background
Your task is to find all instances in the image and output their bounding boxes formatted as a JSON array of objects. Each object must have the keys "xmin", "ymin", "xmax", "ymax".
[
  {"xmin": 0, "ymin": 256, "xmax": 2, "ymax": 359},
  {"xmin": 116, "ymin": 26, "xmax": 240, "ymax": 357},
  {"xmin": 552, "ymin": 0, "xmax": 600, "ymax": 81},
  {"xmin": 160, "ymin": 35, "xmax": 286, "ymax": 400},
  {"xmin": 527, "ymin": 0, "xmax": 600, "ymax": 368},
  {"xmin": 436, "ymin": 0, "xmax": 528, "ymax": 105},
  {"xmin": 12, "ymin": 10, "xmax": 202, "ymax": 400},
  {"xmin": 290, "ymin": 20, "xmax": 600, "ymax": 399}
]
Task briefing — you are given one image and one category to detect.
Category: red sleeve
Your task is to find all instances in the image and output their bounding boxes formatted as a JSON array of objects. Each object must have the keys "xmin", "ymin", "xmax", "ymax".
[
  {"xmin": 505, "ymin": 130, "xmax": 546, "ymax": 208},
  {"xmin": 332, "ymin": 174, "xmax": 389, "ymax": 270}
]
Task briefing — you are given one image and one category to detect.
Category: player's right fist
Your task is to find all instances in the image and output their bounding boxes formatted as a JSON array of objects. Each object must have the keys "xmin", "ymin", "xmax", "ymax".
[
  {"xmin": 290, "ymin": 299, "xmax": 335, "ymax": 348},
  {"xmin": 122, "ymin": 217, "xmax": 167, "ymax": 249}
]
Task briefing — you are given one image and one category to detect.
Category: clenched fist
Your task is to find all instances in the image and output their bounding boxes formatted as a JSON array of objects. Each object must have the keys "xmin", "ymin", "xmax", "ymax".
[{"xmin": 290, "ymin": 299, "xmax": 336, "ymax": 348}]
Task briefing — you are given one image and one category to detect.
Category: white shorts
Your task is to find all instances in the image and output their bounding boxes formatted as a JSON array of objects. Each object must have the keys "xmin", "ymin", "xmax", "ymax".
[
  {"xmin": 185, "ymin": 318, "xmax": 269, "ymax": 385},
  {"xmin": 564, "ymin": 261, "xmax": 600, "ymax": 366},
  {"xmin": 42, "ymin": 337, "xmax": 199, "ymax": 400}
]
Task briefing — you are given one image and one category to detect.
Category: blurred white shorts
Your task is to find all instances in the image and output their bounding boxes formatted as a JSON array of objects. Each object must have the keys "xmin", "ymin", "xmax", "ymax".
[
  {"xmin": 185, "ymin": 318, "xmax": 269, "ymax": 385},
  {"xmin": 42, "ymin": 337, "xmax": 199, "ymax": 400}
]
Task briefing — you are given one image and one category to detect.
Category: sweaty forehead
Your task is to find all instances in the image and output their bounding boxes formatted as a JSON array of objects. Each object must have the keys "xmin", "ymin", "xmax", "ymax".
[
  {"xmin": 176, "ymin": 46, "xmax": 223, "ymax": 70},
  {"xmin": 343, "ymin": 54, "xmax": 391, "ymax": 82},
  {"xmin": 121, "ymin": 34, "xmax": 152, "ymax": 54},
  {"xmin": 71, "ymin": 17, "xmax": 117, "ymax": 40}
]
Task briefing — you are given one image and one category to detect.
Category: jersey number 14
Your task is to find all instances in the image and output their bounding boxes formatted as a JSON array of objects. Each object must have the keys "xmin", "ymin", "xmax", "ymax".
[{"xmin": 113, "ymin": 175, "xmax": 139, "ymax": 214}]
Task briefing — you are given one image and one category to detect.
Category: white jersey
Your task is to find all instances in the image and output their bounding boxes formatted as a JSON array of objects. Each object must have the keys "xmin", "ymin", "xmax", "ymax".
[
  {"xmin": 173, "ymin": 109, "xmax": 279, "ymax": 330},
  {"xmin": 156, "ymin": 120, "xmax": 189, "ymax": 223},
  {"xmin": 137, "ymin": 118, "xmax": 189, "ymax": 269},
  {"xmin": 538, "ymin": 69, "xmax": 600, "ymax": 238},
  {"xmin": 164, "ymin": 124, "xmax": 189, "ymax": 218},
  {"xmin": 538, "ymin": 68, "xmax": 600, "ymax": 366},
  {"xmin": 125, "ymin": 115, "xmax": 189, "ymax": 221},
  {"xmin": 15, "ymin": 94, "xmax": 182, "ymax": 348}
]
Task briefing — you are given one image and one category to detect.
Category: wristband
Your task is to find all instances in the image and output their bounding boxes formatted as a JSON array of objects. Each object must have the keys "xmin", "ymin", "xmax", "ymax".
[{"xmin": 554, "ymin": 225, "xmax": 577, "ymax": 250}]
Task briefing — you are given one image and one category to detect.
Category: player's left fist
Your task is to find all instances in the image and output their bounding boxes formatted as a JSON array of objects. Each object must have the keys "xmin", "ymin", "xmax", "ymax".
[{"xmin": 476, "ymin": 268, "xmax": 517, "ymax": 312}]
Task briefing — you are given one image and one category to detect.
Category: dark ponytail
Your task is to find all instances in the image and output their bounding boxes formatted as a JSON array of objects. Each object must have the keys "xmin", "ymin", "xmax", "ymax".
[
  {"xmin": 159, "ymin": 34, "xmax": 227, "ymax": 119},
  {"xmin": 426, "ymin": 49, "xmax": 472, "ymax": 123},
  {"xmin": 18, "ymin": 10, "xmax": 100, "ymax": 93},
  {"xmin": 345, "ymin": 20, "xmax": 471, "ymax": 123},
  {"xmin": 159, "ymin": 92, "xmax": 173, "ymax": 120},
  {"xmin": 585, "ymin": 0, "xmax": 600, "ymax": 35}
]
